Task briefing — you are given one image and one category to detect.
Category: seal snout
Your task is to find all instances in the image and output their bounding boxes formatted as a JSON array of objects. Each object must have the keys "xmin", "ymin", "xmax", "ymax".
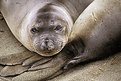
[{"xmin": 40, "ymin": 38, "xmax": 55, "ymax": 52}]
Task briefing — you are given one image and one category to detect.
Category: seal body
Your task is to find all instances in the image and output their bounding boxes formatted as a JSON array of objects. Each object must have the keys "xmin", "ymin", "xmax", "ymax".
[
  {"xmin": 0, "ymin": 0, "xmax": 93, "ymax": 56},
  {"xmin": 64, "ymin": 0, "xmax": 121, "ymax": 69},
  {"xmin": 2, "ymin": 0, "xmax": 121, "ymax": 70}
]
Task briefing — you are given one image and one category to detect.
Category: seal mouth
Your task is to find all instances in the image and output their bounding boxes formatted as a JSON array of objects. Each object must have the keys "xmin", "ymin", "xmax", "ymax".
[
  {"xmin": 33, "ymin": 41, "xmax": 65, "ymax": 57},
  {"xmin": 35, "ymin": 41, "xmax": 65, "ymax": 57},
  {"xmin": 35, "ymin": 49, "xmax": 62, "ymax": 56}
]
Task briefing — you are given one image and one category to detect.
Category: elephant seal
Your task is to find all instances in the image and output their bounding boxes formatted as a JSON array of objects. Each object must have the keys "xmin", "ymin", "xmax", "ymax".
[
  {"xmin": 0, "ymin": 0, "xmax": 93, "ymax": 56},
  {"xmin": 1, "ymin": 0, "xmax": 121, "ymax": 70},
  {"xmin": 64, "ymin": 0, "xmax": 121, "ymax": 69}
]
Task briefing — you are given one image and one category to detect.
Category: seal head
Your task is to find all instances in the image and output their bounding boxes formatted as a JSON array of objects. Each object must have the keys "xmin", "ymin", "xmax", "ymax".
[{"xmin": 21, "ymin": 3, "xmax": 73, "ymax": 56}]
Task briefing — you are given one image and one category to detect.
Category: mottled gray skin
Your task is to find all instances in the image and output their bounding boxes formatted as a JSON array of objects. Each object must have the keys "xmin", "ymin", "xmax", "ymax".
[{"xmin": 0, "ymin": 0, "xmax": 93, "ymax": 56}]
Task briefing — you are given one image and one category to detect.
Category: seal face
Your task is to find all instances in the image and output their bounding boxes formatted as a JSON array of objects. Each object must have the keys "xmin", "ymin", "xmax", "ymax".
[{"xmin": 26, "ymin": 4, "xmax": 72, "ymax": 56}]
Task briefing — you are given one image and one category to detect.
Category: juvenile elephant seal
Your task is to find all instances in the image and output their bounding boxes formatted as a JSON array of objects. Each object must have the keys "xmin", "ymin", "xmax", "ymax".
[
  {"xmin": 2, "ymin": 0, "xmax": 121, "ymax": 71},
  {"xmin": 20, "ymin": 3, "xmax": 73, "ymax": 56},
  {"xmin": 64, "ymin": 0, "xmax": 121, "ymax": 69},
  {"xmin": 0, "ymin": 0, "xmax": 93, "ymax": 56}
]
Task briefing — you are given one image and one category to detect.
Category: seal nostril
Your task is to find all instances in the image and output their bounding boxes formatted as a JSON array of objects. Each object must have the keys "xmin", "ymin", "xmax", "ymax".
[
  {"xmin": 44, "ymin": 41, "xmax": 48, "ymax": 45},
  {"xmin": 40, "ymin": 42, "xmax": 47, "ymax": 50},
  {"xmin": 48, "ymin": 42, "xmax": 55, "ymax": 50},
  {"xmin": 44, "ymin": 38, "xmax": 49, "ymax": 44},
  {"xmin": 41, "ymin": 38, "xmax": 55, "ymax": 51},
  {"xmin": 45, "ymin": 38, "xmax": 49, "ymax": 41}
]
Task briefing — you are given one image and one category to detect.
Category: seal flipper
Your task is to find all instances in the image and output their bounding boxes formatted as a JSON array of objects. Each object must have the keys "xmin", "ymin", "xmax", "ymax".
[
  {"xmin": 64, "ymin": 34, "xmax": 121, "ymax": 70},
  {"xmin": 63, "ymin": 37, "xmax": 86, "ymax": 70},
  {"xmin": 63, "ymin": 54, "xmax": 98, "ymax": 70}
]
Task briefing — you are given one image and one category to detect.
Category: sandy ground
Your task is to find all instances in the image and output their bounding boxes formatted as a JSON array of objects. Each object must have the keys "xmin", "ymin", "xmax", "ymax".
[
  {"xmin": 0, "ymin": 13, "xmax": 121, "ymax": 81},
  {"xmin": 49, "ymin": 53, "xmax": 121, "ymax": 81}
]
